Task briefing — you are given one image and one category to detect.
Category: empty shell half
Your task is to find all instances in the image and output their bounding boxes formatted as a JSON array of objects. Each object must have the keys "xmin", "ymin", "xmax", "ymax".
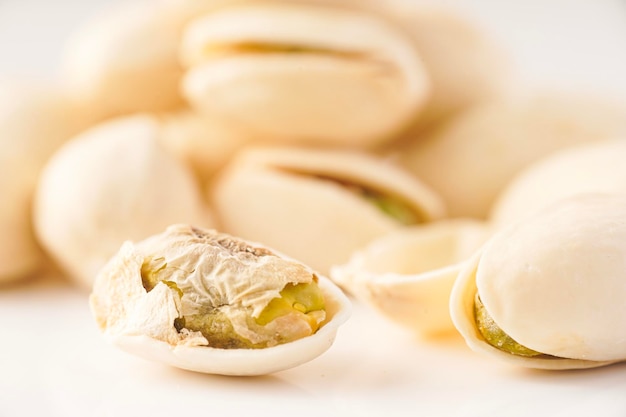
[
  {"xmin": 210, "ymin": 146, "xmax": 446, "ymax": 275},
  {"xmin": 180, "ymin": 2, "xmax": 430, "ymax": 147},
  {"xmin": 90, "ymin": 224, "xmax": 351, "ymax": 376},
  {"xmin": 331, "ymin": 219, "xmax": 490, "ymax": 336},
  {"xmin": 450, "ymin": 193, "xmax": 626, "ymax": 369}
]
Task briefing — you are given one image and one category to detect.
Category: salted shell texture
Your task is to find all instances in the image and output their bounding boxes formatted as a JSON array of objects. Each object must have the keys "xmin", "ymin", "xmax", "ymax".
[
  {"xmin": 90, "ymin": 224, "xmax": 351, "ymax": 376},
  {"xmin": 331, "ymin": 219, "xmax": 490, "ymax": 336},
  {"xmin": 210, "ymin": 146, "xmax": 446, "ymax": 275},
  {"xmin": 33, "ymin": 115, "xmax": 213, "ymax": 289},
  {"xmin": 0, "ymin": 81, "xmax": 96, "ymax": 283},
  {"xmin": 394, "ymin": 92, "xmax": 626, "ymax": 218},
  {"xmin": 450, "ymin": 193, "xmax": 626, "ymax": 369},
  {"xmin": 490, "ymin": 139, "xmax": 626, "ymax": 228},
  {"xmin": 180, "ymin": 2, "xmax": 431, "ymax": 148}
]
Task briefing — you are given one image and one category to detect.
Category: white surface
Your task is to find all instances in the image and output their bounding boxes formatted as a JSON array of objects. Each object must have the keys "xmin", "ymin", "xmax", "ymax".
[{"xmin": 1, "ymin": 1, "xmax": 626, "ymax": 416}]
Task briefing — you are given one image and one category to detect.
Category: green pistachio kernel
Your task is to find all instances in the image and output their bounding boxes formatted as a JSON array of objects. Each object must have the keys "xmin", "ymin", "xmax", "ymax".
[
  {"xmin": 363, "ymin": 192, "xmax": 420, "ymax": 225},
  {"xmin": 474, "ymin": 293, "xmax": 542, "ymax": 357},
  {"xmin": 256, "ymin": 280, "xmax": 326, "ymax": 331}
]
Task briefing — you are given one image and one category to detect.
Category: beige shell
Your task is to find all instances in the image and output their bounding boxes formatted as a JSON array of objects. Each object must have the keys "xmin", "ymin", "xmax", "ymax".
[
  {"xmin": 61, "ymin": 0, "xmax": 240, "ymax": 117},
  {"xmin": 33, "ymin": 115, "xmax": 213, "ymax": 289},
  {"xmin": 331, "ymin": 219, "xmax": 490, "ymax": 336},
  {"xmin": 90, "ymin": 224, "xmax": 351, "ymax": 376},
  {"xmin": 180, "ymin": 2, "xmax": 431, "ymax": 148},
  {"xmin": 490, "ymin": 139, "xmax": 626, "ymax": 228},
  {"xmin": 450, "ymin": 193, "xmax": 626, "ymax": 369},
  {"xmin": 0, "ymin": 81, "xmax": 96, "ymax": 283},
  {"xmin": 158, "ymin": 110, "xmax": 254, "ymax": 182},
  {"xmin": 210, "ymin": 146, "xmax": 446, "ymax": 275},
  {"xmin": 394, "ymin": 92, "xmax": 626, "ymax": 218}
]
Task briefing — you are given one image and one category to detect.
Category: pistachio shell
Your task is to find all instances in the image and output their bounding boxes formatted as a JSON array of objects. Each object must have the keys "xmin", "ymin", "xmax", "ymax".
[
  {"xmin": 181, "ymin": 2, "xmax": 430, "ymax": 147},
  {"xmin": 33, "ymin": 115, "xmax": 213, "ymax": 289},
  {"xmin": 490, "ymin": 139, "xmax": 626, "ymax": 228},
  {"xmin": 210, "ymin": 146, "xmax": 445, "ymax": 275},
  {"xmin": 450, "ymin": 194, "xmax": 626, "ymax": 369},
  {"xmin": 395, "ymin": 93, "xmax": 626, "ymax": 218},
  {"xmin": 90, "ymin": 224, "xmax": 351, "ymax": 376},
  {"xmin": 0, "ymin": 81, "xmax": 96, "ymax": 283},
  {"xmin": 331, "ymin": 219, "xmax": 489, "ymax": 336}
]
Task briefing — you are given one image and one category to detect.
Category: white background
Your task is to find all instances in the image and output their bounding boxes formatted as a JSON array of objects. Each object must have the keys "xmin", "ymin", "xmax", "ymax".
[{"xmin": 1, "ymin": 1, "xmax": 626, "ymax": 416}]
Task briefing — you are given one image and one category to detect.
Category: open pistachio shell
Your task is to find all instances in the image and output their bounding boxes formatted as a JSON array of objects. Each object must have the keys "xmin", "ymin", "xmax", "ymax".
[
  {"xmin": 331, "ymin": 219, "xmax": 490, "ymax": 336},
  {"xmin": 33, "ymin": 115, "xmax": 213, "ymax": 289},
  {"xmin": 210, "ymin": 146, "xmax": 446, "ymax": 275},
  {"xmin": 450, "ymin": 193, "xmax": 626, "ymax": 369},
  {"xmin": 180, "ymin": 2, "xmax": 430, "ymax": 147},
  {"xmin": 0, "ymin": 81, "xmax": 96, "ymax": 283},
  {"xmin": 90, "ymin": 224, "xmax": 351, "ymax": 376},
  {"xmin": 490, "ymin": 139, "xmax": 626, "ymax": 228},
  {"xmin": 395, "ymin": 92, "xmax": 626, "ymax": 218}
]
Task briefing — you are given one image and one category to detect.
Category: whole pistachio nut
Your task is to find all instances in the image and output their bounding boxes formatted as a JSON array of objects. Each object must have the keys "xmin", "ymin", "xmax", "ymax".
[
  {"xmin": 33, "ymin": 115, "xmax": 213, "ymax": 289},
  {"xmin": 450, "ymin": 193, "xmax": 626, "ymax": 369},
  {"xmin": 393, "ymin": 92, "xmax": 626, "ymax": 218},
  {"xmin": 0, "ymin": 81, "xmax": 97, "ymax": 283},
  {"xmin": 210, "ymin": 146, "xmax": 445, "ymax": 276},
  {"xmin": 180, "ymin": 2, "xmax": 431, "ymax": 148},
  {"xmin": 490, "ymin": 139, "xmax": 626, "ymax": 228},
  {"xmin": 90, "ymin": 224, "xmax": 351, "ymax": 375},
  {"xmin": 331, "ymin": 219, "xmax": 490, "ymax": 336},
  {"xmin": 61, "ymin": 0, "xmax": 240, "ymax": 117}
]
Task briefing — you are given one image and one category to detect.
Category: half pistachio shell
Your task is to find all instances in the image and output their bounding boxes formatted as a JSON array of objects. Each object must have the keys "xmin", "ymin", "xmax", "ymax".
[
  {"xmin": 450, "ymin": 193, "xmax": 626, "ymax": 369},
  {"xmin": 331, "ymin": 219, "xmax": 490, "ymax": 336},
  {"xmin": 490, "ymin": 139, "xmax": 626, "ymax": 228},
  {"xmin": 90, "ymin": 224, "xmax": 351, "ymax": 376},
  {"xmin": 180, "ymin": 2, "xmax": 430, "ymax": 148},
  {"xmin": 210, "ymin": 146, "xmax": 446, "ymax": 275}
]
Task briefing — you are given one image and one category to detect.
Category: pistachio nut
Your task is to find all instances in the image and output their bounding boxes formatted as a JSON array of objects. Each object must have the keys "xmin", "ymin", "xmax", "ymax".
[
  {"xmin": 450, "ymin": 193, "xmax": 626, "ymax": 369},
  {"xmin": 0, "ymin": 81, "xmax": 96, "ymax": 283},
  {"xmin": 180, "ymin": 2, "xmax": 430, "ymax": 147},
  {"xmin": 331, "ymin": 219, "xmax": 490, "ymax": 336},
  {"xmin": 394, "ymin": 92, "xmax": 626, "ymax": 218},
  {"xmin": 210, "ymin": 146, "xmax": 445, "ymax": 276},
  {"xmin": 33, "ymin": 115, "xmax": 213, "ymax": 289},
  {"xmin": 490, "ymin": 139, "xmax": 626, "ymax": 228},
  {"xmin": 90, "ymin": 224, "xmax": 351, "ymax": 375}
]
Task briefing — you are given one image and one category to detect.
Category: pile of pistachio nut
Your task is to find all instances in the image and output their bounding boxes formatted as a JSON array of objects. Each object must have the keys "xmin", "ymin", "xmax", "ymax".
[{"xmin": 3, "ymin": 0, "xmax": 626, "ymax": 374}]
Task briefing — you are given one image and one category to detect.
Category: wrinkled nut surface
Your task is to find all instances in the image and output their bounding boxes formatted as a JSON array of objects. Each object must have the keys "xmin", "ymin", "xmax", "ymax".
[
  {"xmin": 450, "ymin": 194, "xmax": 626, "ymax": 370},
  {"xmin": 90, "ymin": 224, "xmax": 351, "ymax": 376},
  {"xmin": 34, "ymin": 115, "xmax": 213, "ymax": 289},
  {"xmin": 331, "ymin": 219, "xmax": 490, "ymax": 336},
  {"xmin": 395, "ymin": 93, "xmax": 626, "ymax": 218},
  {"xmin": 181, "ymin": 2, "xmax": 430, "ymax": 147},
  {"xmin": 490, "ymin": 139, "xmax": 626, "ymax": 228},
  {"xmin": 210, "ymin": 146, "xmax": 446, "ymax": 275}
]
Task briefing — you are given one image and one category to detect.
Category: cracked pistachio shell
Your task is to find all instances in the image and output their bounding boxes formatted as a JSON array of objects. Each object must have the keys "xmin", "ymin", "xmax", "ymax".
[
  {"xmin": 210, "ymin": 146, "xmax": 446, "ymax": 276},
  {"xmin": 90, "ymin": 224, "xmax": 351, "ymax": 376},
  {"xmin": 490, "ymin": 139, "xmax": 626, "ymax": 228},
  {"xmin": 331, "ymin": 219, "xmax": 490, "ymax": 336},
  {"xmin": 180, "ymin": 2, "xmax": 430, "ymax": 147},
  {"xmin": 33, "ymin": 115, "xmax": 213, "ymax": 289},
  {"xmin": 0, "ymin": 81, "xmax": 97, "ymax": 283},
  {"xmin": 61, "ymin": 0, "xmax": 240, "ymax": 117},
  {"xmin": 450, "ymin": 194, "xmax": 626, "ymax": 369},
  {"xmin": 394, "ymin": 93, "xmax": 626, "ymax": 218}
]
